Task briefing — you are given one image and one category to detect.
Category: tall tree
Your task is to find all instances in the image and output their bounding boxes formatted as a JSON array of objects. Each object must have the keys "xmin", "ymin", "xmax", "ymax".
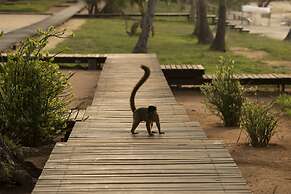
[
  {"xmin": 190, "ymin": 0, "xmax": 195, "ymax": 22},
  {"xmin": 284, "ymin": 28, "xmax": 291, "ymax": 41},
  {"xmin": 86, "ymin": 0, "xmax": 98, "ymax": 15},
  {"xmin": 210, "ymin": 0, "xmax": 226, "ymax": 51},
  {"xmin": 197, "ymin": 0, "xmax": 213, "ymax": 44},
  {"xmin": 193, "ymin": 0, "xmax": 200, "ymax": 35},
  {"xmin": 133, "ymin": 0, "xmax": 157, "ymax": 53},
  {"xmin": 258, "ymin": 0, "xmax": 272, "ymax": 7}
]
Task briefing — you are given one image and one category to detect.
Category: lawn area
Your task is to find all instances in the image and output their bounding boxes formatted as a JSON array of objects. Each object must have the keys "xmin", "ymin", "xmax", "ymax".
[
  {"xmin": 229, "ymin": 32, "xmax": 291, "ymax": 61},
  {"xmin": 0, "ymin": 0, "xmax": 67, "ymax": 12},
  {"xmin": 124, "ymin": 1, "xmax": 190, "ymax": 13},
  {"xmin": 52, "ymin": 18, "xmax": 291, "ymax": 74}
]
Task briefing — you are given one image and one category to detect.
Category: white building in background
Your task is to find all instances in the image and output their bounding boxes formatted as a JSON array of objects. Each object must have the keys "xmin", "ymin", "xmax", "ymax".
[{"xmin": 241, "ymin": 5, "xmax": 272, "ymax": 26}]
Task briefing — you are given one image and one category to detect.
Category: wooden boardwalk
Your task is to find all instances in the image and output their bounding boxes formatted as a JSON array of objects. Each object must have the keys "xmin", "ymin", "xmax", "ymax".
[{"xmin": 32, "ymin": 54, "xmax": 251, "ymax": 194}]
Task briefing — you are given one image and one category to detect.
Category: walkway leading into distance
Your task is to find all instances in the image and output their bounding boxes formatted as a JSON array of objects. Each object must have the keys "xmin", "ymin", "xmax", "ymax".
[
  {"xmin": 0, "ymin": 1, "xmax": 85, "ymax": 51},
  {"xmin": 32, "ymin": 54, "xmax": 251, "ymax": 194}
]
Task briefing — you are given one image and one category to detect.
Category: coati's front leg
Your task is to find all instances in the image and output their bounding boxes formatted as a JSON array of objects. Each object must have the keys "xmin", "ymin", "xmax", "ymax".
[
  {"xmin": 155, "ymin": 114, "xmax": 164, "ymax": 134},
  {"xmin": 146, "ymin": 121, "xmax": 154, "ymax": 136}
]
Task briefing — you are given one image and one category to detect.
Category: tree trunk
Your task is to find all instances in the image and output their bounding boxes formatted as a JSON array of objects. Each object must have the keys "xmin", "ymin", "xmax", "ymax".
[
  {"xmin": 193, "ymin": 0, "xmax": 200, "ymax": 36},
  {"xmin": 133, "ymin": 0, "xmax": 157, "ymax": 53},
  {"xmin": 263, "ymin": 0, "xmax": 272, "ymax": 7},
  {"xmin": 258, "ymin": 0, "xmax": 264, "ymax": 7},
  {"xmin": 197, "ymin": 0, "xmax": 213, "ymax": 44},
  {"xmin": 178, "ymin": 0, "xmax": 186, "ymax": 11},
  {"xmin": 190, "ymin": 0, "xmax": 196, "ymax": 23},
  {"xmin": 258, "ymin": 0, "xmax": 272, "ymax": 7},
  {"xmin": 210, "ymin": 0, "xmax": 226, "ymax": 52},
  {"xmin": 284, "ymin": 28, "xmax": 291, "ymax": 41}
]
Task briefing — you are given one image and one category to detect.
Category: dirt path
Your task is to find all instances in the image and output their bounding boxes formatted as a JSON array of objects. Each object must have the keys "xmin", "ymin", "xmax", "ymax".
[
  {"xmin": 61, "ymin": 69, "xmax": 100, "ymax": 109},
  {"xmin": 0, "ymin": 14, "xmax": 49, "ymax": 33},
  {"xmin": 231, "ymin": 47, "xmax": 291, "ymax": 70},
  {"xmin": 45, "ymin": 18, "xmax": 86, "ymax": 50},
  {"xmin": 173, "ymin": 88, "xmax": 291, "ymax": 194}
]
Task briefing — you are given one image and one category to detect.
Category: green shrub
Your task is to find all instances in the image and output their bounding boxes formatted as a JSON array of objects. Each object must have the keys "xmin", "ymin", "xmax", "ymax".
[
  {"xmin": 0, "ymin": 135, "xmax": 16, "ymax": 183},
  {"xmin": 201, "ymin": 57, "xmax": 245, "ymax": 127},
  {"xmin": 240, "ymin": 101, "xmax": 277, "ymax": 147},
  {"xmin": 276, "ymin": 94, "xmax": 291, "ymax": 116},
  {"xmin": 0, "ymin": 27, "xmax": 71, "ymax": 147}
]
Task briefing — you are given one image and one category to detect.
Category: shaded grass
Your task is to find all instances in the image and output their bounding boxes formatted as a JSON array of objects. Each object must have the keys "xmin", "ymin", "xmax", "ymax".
[
  {"xmin": 124, "ymin": 1, "xmax": 190, "ymax": 13},
  {"xmin": 0, "ymin": 0, "xmax": 67, "ymax": 13},
  {"xmin": 276, "ymin": 94, "xmax": 291, "ymax": 116},
  {"xmin": 229, "ymin": 32, "xmax": 291, "ymax": 61},
  {"xmin": 52, "ymin": 18, "xmax": 291, "ymax": 74}
]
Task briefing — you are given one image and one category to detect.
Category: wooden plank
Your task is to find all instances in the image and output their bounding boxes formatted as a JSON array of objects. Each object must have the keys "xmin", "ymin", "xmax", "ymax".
[
  {"xmin": 170, "ymin": 64, "xmax": 176, "ymax": 70},
  {"xmin": 69, "ymin": 110, "xmax": 78, "ymax": 120}
]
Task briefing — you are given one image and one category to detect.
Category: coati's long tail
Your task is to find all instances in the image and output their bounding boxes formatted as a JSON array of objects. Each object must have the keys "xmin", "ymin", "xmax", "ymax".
[{"xmin": 130, "ymin": 65, "xmax": 150, "ymax": 112}]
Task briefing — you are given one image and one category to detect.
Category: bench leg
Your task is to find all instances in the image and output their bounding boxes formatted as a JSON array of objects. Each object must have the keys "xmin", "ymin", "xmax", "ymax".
[
  {"xmin": 282, "ymin": 84, "xmax": 285, "ymax": 93},
  {"xmin": 277, "ymin": 84, "xmax": 281, "ymax": 92},
  {"xmin": 88, "ymin": 59, "xmax": 97, "ymax": 70}
]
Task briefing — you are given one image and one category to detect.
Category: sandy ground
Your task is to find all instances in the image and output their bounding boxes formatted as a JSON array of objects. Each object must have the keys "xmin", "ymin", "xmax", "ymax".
[
  {"xmin": 61, "ymin": 69, "xmax": 100, "ymax": 109},
  {"xmin": 173, "ymin": 88, "xmax": 291, "ymax": 194},
  {"xmin": 0, "ymin": 14, "xmax": 49, "ymax": 33}
]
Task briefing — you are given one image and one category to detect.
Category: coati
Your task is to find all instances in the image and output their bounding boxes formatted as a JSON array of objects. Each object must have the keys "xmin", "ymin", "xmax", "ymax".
[{"xmin": 130, "ymin": 65, "xmax": 164, "ymax": 136}]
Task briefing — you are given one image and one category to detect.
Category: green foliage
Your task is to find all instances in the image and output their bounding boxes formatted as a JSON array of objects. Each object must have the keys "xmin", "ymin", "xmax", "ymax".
[
  {"xmin": 0, "ymin": 27, "xmax": 71, "ymax": 147},
  {"xmin": 0, "ymin": 161, "xmax": 13, "ymax": 183},
  {"xmin": 0, "ymin": 135, "xmax": 16, "ymax": 183},
  {"xmin": 201, "ymin": 57, "xmax": 245, "ymax": 127},
  {"xmin": 240, "ymin": 101, "xmax": 278, "ymax": 147},
  {"xmin": 276, "ymin": 94, "xmax": 291, "ymax": 116}
]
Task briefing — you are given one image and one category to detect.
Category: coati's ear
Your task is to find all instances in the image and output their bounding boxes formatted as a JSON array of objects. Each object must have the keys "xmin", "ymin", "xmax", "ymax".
[{"xmin": 148, "ymin": 106, "xmax": 157, "ymax": 113}]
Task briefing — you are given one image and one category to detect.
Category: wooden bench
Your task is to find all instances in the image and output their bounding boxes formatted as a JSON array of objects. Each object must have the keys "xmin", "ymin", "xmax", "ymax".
[
  {"xmin": 203, "ymin": 73, "xmax": 291, "ymax": 91},
  {"xmin": 74, "ymin": 13, "xmax": 217, "ymax": 24},
  {"xmin": 161, "ymin": 64, "xmax": 205, "ymax": 85},
  {"xmin": 161, "ymin": 64, "xmax": 291, "ymax": 91},
  {"xmin": 0, "ymin": 53, "xmax": 107, "ymax": 70}
]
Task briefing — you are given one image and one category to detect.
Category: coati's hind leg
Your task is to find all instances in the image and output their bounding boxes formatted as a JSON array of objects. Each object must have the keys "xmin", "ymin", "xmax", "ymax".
[{"xmin": 131, "ymin": 118, "xmax": 140, "ymax": 134}]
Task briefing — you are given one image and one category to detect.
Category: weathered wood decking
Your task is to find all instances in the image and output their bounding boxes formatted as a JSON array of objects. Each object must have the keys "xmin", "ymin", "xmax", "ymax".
[{"xmin": 32, "ymin": 54, "xmax": 251, "ymax": 194}]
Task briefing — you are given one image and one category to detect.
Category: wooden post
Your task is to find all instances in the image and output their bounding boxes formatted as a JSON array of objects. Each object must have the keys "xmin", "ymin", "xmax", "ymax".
[{"xmin": 88, "ymin": 58, "xmax": 97, "ymax": 70}]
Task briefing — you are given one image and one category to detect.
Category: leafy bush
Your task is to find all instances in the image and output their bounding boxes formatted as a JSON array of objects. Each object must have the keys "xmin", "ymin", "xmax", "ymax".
[
  {"xmin": 0, "ymin": 135, "xmax": 16, "ymax": 183},
  {"xmin": 276, "ymin": 94, "xmax": 291, "ymax": 116},
  {"xmin": 240, "ymin": 101, "xmax": 278, "ymax": 147},
  {"xmin": 201, "ymin": 57, "xmax": 245, "ymax": 127},
  {"xmin": 0, "ymin": 27, "xmax": 71, "ymax": 147}
]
